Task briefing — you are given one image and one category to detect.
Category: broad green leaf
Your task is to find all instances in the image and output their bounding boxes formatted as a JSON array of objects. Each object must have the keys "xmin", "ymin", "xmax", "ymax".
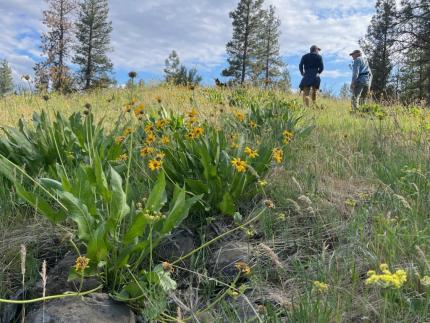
[
  {"xmin": 87, "ymin": 223, "xmax": 108, "ymax": 264},
  {"xmin": 123, "ymin": 211, "xmax": 150, "ymax": 244},
  {"xmin": 146, "ymin": 171, "xmax": 167, "ymax": 212},
  {"xmin": 107, "ymin": 167, "xmax": 130, "ymax": 232},
  {"xmin": 218, "ymin": 191, "xmax": 236, "ymax": 216}
]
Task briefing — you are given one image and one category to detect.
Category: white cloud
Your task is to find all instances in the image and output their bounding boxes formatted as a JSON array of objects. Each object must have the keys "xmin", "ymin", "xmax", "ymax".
[{"xmin": 0, "ymin": 0, "xmax": 375, "ymax": 80}]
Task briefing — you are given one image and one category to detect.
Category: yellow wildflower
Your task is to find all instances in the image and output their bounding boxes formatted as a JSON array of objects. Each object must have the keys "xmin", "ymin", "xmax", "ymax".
[
  {"xmin": 258, "ymin": 179, "xmax": 268, "ymax": 187},
  {"xmin": 133, "ymin": 104, "xmax": 145, "ymax": 117},
  {"xmin": 140, "ymin": 147, "xmax": 155, "ymax": 157},
  {"xmin": 144, "ymin": 124, "xmax": 154, "ymax": 134},
  {"xmin": 123, "ymin": 105, "xmax": 132, "ymax": 113},
  {"xmin": 283, "ymin": 130, "xmax": 294, "ymax": 144},
  {"xmin": 230, "ymin": 142, "xmax": 239, "ymax": 149},
  {"xmin": 249, "ymin": 120, "xmax": 257, "ymax": 128},
  {"xmin": 365, "ymin": 264, "xmax": 407, "ymax": 288},
  {"xmin": 272, "ymin": 148, "xmax": 283, "ymax": 164},
  {"xmin": 193, "ymin": 127, "xmax": 204, "ymax": 138},
  {"xmin": 117, "ymin": 153, "xmax": 128, "ymax": 161},
  {"xmin": 420, "ymin": 276, "xmax": 430, "ymax": 287},
  {"xmin": 186, "ymin": 132, "xmax": 196, "ymax": 140},
  {"xmin": 235, "ymin": 112, "xmax": 245, "ymax": 122},
  {"xmin": 231, "ymin": 158, "xmax": 247, "ymax": 173},
  {"xmin": 313, "ymin": 281, "xmax": 329, "ymax": 293},
  {"xmin": 75, "ymin": 256, "xmax": 90, "ymax": 272},
  {"xmin": 148, "ymin": 159, "xmax": 162, "ymax": 171},
  {"xmin": 146, "ymin": 132, "xmax": 156, "ymax": 144},
  {"xmin": 244, "ymin": 147, "xmax": 258, "ymax": 159},
  {"xmin": 235, "ymin": 261, "xmax": 251, "ymax": 276},
  {"xmin": 162, "ymin": 261, "xmax": 174, "ymax": 273},
  {"xmin": 155, "ymin": 152, "xmax": 165, "ymax": 161},
  {"xmin": 115, "ymin": 136, "xmax": 126, "ymax": 144},
  {"xmin": 161, "ymin": 135, "xmax": 170, "ymax": 145},
  {"xmin": 123, "ymin": 128, "xmax": 132, "ymax": 136},
  {"xmin": 188, "ymin": 108, "xmax": 198, "ymax": 118},
  {"xmin": 156, "ymin": 119, "xmax": 169, "ymax": 129},
  {"xmin": 263, "ymin": 199, "xmax": 275, "ymax": 209}
]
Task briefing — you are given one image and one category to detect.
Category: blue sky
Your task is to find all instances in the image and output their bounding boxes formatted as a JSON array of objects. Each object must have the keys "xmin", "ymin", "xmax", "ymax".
[{"xmin": 0, "ymin": 0, "xmax": 378, "ymax": 93}]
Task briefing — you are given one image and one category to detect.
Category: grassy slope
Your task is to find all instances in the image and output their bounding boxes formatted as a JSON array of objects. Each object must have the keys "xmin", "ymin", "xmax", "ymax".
[{"xmin": 1, "ymin": 88, "xmax": 429, "ymax": 322}]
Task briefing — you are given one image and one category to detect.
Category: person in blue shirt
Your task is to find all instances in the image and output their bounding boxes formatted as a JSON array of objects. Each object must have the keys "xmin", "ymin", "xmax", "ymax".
[
  {"xmin": 299, "ymin": 45, "xmax": 324, "ymax": 107},
  {"xmin": 350, "ymin": 49, "xmax": 373, "ymax": 111}
]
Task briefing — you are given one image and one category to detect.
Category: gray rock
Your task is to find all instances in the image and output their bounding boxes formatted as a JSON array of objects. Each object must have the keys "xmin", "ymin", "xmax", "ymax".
[
  {"xmin": 210, "ymin": 241, "xmax": 253, "ymax": 277},
  {"xmin": 26, "ymin": 293, "xmax": 135, "ymax": 323},
  {"xmin": 155, "ymin": 228, "xmax": 195, "ymax": 265}
]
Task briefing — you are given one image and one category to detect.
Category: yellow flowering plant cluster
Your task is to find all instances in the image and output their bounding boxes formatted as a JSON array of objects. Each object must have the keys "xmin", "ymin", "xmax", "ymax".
[{"xmin": 365, "ymin": 263, "xmax": 408, "ymax": 289}]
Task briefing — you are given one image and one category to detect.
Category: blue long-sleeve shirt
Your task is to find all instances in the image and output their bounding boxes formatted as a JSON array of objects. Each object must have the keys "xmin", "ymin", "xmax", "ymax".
[
  {"xmin": 352, "ymin": 56, "xmax": 372, "ymax": 85},
  {"xmin": 299, "ymin": 53, "xmax": 324, "ymax": 89}
]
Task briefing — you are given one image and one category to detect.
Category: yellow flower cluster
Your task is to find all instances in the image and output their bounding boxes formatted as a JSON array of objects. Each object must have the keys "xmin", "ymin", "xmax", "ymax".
[
  {"xmin": 283, "ymin": 130, "xmax": 294, "ymax": 144},
  {"xmin": 244, "ymin": 146, "xmax": 258, "ymax": 159},
  {"xmin": 365, "ymin": 263, "xmax": 407, "ymax": 289},
  {"xmin": 156, "ymin": 119, "xmax": 169, "ymax": 129},
  {"xmin": 140, "ymin": 146, "xmax": 155, "ymax": 157},
  {"xmin": 272, "ymin": 148, "xmax": 283, "ymax": 164},
  {"xmin": 75, "ymin": 256, "xmax": 90, "ymax": 272},
  {"xmin": 235, "ymin": 261, "xmax": 251, "ymax": 275},
  {"xmin": 313, "ymin": 280, "xmax": 329, "ymax": 293},
  {"xmin": 231, "ymin": 158, "xmax": 247, "ymax": 173}
]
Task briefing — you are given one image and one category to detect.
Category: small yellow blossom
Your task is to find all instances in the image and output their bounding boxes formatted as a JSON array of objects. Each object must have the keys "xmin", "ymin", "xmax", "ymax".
[
  {"xmin": 133, "ymin": 104, "xmax": 145, "ymax": 117},
  {"xmin": 258, "ymin": 179, "xmax": 268, "ymax": 187},
  {"xmin": 420, "ymin": 276, "xmax": 430, "ymax": 287},
  {"xmin": 148, "ymin": 159, "xmax": 162, "ymax": 171},
  {"xmin": 272, "ymin": 148, "xmax": 283, "ymax": 164},
  {"xmin": 162, "ymin": 261, "xmax": 174, "ymax": 273},
  {"xmin": 244, "ymin": 147, "xmax": 258, "ymax": 159},
  {"xmin": 230, "ymin": 142, "xmax": 239, "ymax": 149},
  {"xmin": 186, "ymin": 132, "xmax": 196, "ymax": 140},
  {"xmin": 249, "ymin": 120, "xmax": 257, "ymax": 128},
  {"xmin": 146, "ymin": 132, "xmax": 156, "ymax": 144},
  {"xmin": 313, "ymin": 280, "xmax": 329, "ymax": 293},
  {"xmin": 188, "ymin": 108, "xmax": 198, "ymax": 118},
  {"xmin": 123, "ymin": 105, "xmax": 132, "ymax": 113},
  {"xmin": 144, "ymin": 124, "xmax": 154, "ymax": 134},
  {"xmin": 123, "ymin": 128, "xmax": 132, "ymax": 136},
  {"xmin": 235, "ymin": 112, "xmax": 245, "ymax": 122},
  {"xmin": 193, "ymin": 127, "xmax": 204, "ymax": 138},
  {"xmin": 115, "ymin": 136, "xmax": 126, "ymax": 144},
  {"xmin": 235, "ymin": 261, "xmax": 251, "ymax": 276},
  {"xmin": 231, "ymin": 158, "xmax": 247, "ymax": 173},
  {"xmin": 263, "ymin": 199, "xmax": 275, "ymax": 209},
  {"xmin": 117, "ymin": 153, "xmax": 128, "ymax": 162},
  {"xmin": 155, "ymin": 152, "xmax": 165, "ymax": 161},
  {"xmin": 283, "ymin": 130, "xmax": 294, "ymax": 144},
  {"xmin": 156, "ymin": 119, "xmax": 169, "ymax": 129},
  {"xmin": 75, "ymin": 256, "xmax": 90, "ymax": 272},
  {"xmin": 161, "ymin": 135, "xmax": 170, "ymax": 145},
  {"xmin": 140, "ymin": 147, "xmax": 155, "ymax": 157}
]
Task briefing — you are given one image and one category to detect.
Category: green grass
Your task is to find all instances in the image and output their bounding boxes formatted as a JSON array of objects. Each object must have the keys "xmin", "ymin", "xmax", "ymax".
[{"xmin": 1, "ymin": 86, "xmax": 430, "ymax": 322}]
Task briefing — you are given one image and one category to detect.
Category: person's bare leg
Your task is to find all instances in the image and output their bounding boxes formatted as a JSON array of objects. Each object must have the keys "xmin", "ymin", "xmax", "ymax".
[
  {"xmin": 311, "ymin": 87, "xmax": 317, "ymax": 105},
  {"xmin": 303, "ymin": 87, "xmax": 310, "ymax": 107}
]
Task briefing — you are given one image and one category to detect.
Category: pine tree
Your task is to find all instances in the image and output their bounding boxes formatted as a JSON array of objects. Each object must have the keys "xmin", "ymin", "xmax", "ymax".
[
  {"xmin": 275, "ymin": 66, "xmax": 291, "ymax": 92},
  {"xmin": 258, "ymin": 5, "xmax": 284, "ymax": 88},
  {"xmin": 397, "ymin": 0, "xmax": 430, "ymax": 105},
  {"xmin": 39, "ymin": 0, "xmax": 76, "ymax": 92},
  {"xmin": 164, "ymin": 50, "xmax": 181, "ymax": 83},
  {"xmin": 222, "ymin": 0, "xmax": 265, "ymax": 84},
  {"xmin": 33, "ymin": 62, "xmax": 50, "ymax": 93},
  {"xmin": 73, "ymin": 0, "xmax": 113, "ymax": 90},
  {"xmin": 360, "ymin": 0, "xmax": 397, "ymax": 101},
  {"xmin": 164, "ymin": 51, "xmax": 202, "ymax": 86},
  {"xmin": 0, "ymin": 59, "xmax": 13, "ymax": 95}
]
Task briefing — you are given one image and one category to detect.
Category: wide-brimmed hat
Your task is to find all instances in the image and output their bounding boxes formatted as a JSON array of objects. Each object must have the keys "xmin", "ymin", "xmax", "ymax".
[
  {"xmin": 349, "ymin": 49, "xmax": 362, "ymax": 56},
  {"xmin": 310, "ymin": 45, "xmax": 321, "ymax": 52}
]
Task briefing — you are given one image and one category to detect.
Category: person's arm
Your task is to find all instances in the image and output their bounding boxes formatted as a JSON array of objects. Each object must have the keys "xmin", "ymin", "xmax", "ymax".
[
  {"xmin": 351, "ymin": 59, "xmax": 360, "ymax": 88},
  {"xmin": 299, "ymin": 56, "xmax": 304, "ymax": 76},
  {"xmin": 318, "ymin": 56, "xmax": 324, "ymax": 74}
]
